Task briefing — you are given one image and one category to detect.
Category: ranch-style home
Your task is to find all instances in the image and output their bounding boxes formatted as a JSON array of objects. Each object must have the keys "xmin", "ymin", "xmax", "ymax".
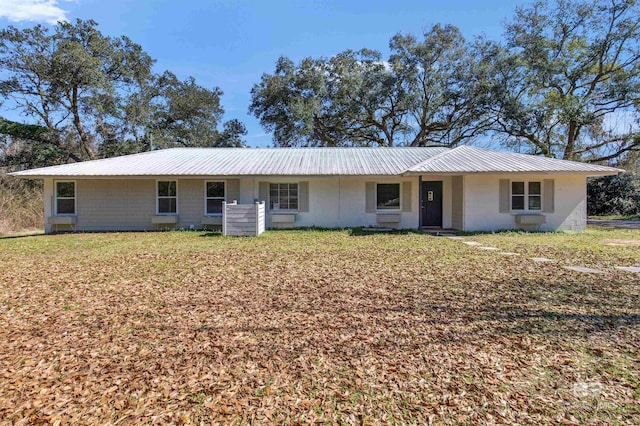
[{"xmin": 10, "ymin": 146, "xmax": 621, "ymax": 234}]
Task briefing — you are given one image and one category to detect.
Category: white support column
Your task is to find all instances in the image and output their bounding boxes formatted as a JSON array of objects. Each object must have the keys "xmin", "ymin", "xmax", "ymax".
[
  {"xmin": 255, "ymin": 202, "xmax": 259, "ymax": 236},
  {"xmin": 222, "ymin": 201, "xmax": 227, "ymax": 236}
]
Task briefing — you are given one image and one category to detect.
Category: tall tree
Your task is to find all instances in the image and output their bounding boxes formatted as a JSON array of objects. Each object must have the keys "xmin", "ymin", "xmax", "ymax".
[
  {"xmin": 120, "ymin": 71, "xmax": 247, "ymax": 153},
  {"xmin": 250, "ymin": 25, "xmax": 494, "ymax": 147},
  {"xmin": 490, "ymin": 0, "xmax": 640, "ymax": 162},
  {"xmin": 0, "ymin": 19, "xmax": 154, "ymax": 160},
  {"xmin": 250, "ymin": 50, "xmax": 405, "ymax": 147},
  {"xmin": 0, "ymin": 19, "xmax": 246, "ymax": 164},
  {"xmin": 0, "ymin": 117, "xmax": 69, "ymax": 168},
  {"xmin": 218, "ymin": 119, "xmax": 248, "ymax": 147},
  {"xmin": 146, "ymin": 72, "xmax": 234, "ymax": 149},
  {"xmin": 389, "ymin": 24, "xmax": 495, "ymax": 146}
]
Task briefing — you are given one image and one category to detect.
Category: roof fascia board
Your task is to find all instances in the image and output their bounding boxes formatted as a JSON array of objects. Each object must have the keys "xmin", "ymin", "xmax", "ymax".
[
  {"xmin": 402, "ymin": 170, "xmax": 622, "ymax": 177},
  {"xmin": 10, "ymin": 173, "xmax": 415, "ymax": 180}
]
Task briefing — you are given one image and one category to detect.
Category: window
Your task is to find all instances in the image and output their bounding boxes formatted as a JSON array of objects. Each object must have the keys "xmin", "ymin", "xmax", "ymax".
[
  {"xmin": 157, "ymin": 181, "xmax": 177, "ymax": 214},
  {"xmin": 205, "ymin": 181, "xmax": 225, "ymax": 215},
  {"xmin": 269, "ymin": 183, "xmax": 298, "ymax": 210},
  {"xmin": 55, "ymin": 181, "xmax": 75, "ymax": 215},
  {"xmin": 377, "ymin": 183, "xmax": 400, "ymax": 210},
  {"xmin": 511, "ymin": 181, "xmax": 541, "ymax": 211},
  {"xmin": 511, "ymin": 182, "xmax": 525, "ymax": 210},
  {"xmin": 528, "ymin": 182, "xmax": 541, "ymax": 210}
]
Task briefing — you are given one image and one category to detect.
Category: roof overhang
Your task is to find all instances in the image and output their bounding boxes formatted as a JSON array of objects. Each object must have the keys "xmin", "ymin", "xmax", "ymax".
[
  {"xmin": 7, "ymin": 146, "xmax": 625, "ymax": 179},
  {"xmin": 12, "ymin": 169, "xmax": 623, "ymax": 179},
  {"xmin": 402, "ymin": 170, "xmax": 623, "ymax": 177},
  {"xmin": 9, "ymin": 173, "xmax": 410, "ymax": 179}
]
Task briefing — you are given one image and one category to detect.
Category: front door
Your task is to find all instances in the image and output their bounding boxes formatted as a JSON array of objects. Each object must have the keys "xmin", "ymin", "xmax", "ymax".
[{"xmin": 421, "ymin": 181, "xmax": 443, "ymax": 227}]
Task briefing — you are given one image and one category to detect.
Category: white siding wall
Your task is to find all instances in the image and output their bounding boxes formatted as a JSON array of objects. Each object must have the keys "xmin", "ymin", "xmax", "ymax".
[
  {"xmin": 463, "ymin": 174, "xmax": 587, "ymax": 231},
  {"xmin": 177, "ymin": 179, "xmax": 202, "ymax": 229},
  {"xmin": 255, "ymin": 177, "xmax": 421, "ymax": 229},
  {"xmin": 42, "ymin": 173, "xmax": 588, "ymax": 233},
  {"xmin": 347, "ymin": 176, "xmax": 419, "ymax": 229}
]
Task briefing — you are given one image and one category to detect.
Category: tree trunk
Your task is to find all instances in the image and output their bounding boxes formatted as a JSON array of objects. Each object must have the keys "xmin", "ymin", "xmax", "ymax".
[
  {"xmin": 71, "ymin": 87, "xmax": 96, "ymax": 160},
  {"xmin": 563, "ymin": 120, "xmax": 578, "ymax": 160}
]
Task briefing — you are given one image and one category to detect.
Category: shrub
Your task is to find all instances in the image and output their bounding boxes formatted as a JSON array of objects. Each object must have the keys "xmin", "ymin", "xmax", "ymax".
[
  {"xmin": 587, "ymin": 172, "xmax": 640, "ymax": 216},
  {"xmin": 0, "ymin": 172, "xmax": 43, "ymax": 234}
]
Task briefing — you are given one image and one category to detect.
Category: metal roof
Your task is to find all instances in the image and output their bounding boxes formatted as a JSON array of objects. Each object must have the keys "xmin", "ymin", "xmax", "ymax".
[
  {"xmin": 9, "ymin": 147, "xmax": 449, "ymax": 177},
  {"xmin": 406, "ymin": 146, "xmax": 622, "ymax": 175},
  {"xmin": 10, "ymin": 146, "xmax": 621, "ymax": 178}
]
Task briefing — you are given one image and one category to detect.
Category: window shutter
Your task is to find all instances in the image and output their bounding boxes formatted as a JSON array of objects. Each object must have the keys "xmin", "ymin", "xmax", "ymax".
[
  {"xmin": 499, "ymin": 179, "xmax": 509, "ymax": 213},
  {"xmin": 298, "ymin": 181, "xmax": 309, "ymax": 212},
  {"xmin": 365, "ymin": 182, "xmax": 376, "ymax": 213},
  {"xmin": 259, "ymin": 182, "xmax": 269, "ymax": 204},
  {"xmin": 402, "ymin": 181, "xmax": 412, "ymax": 212},
  {"xmin": 543, "ymin": 179, "xmax": 555, "ymax": 213},
  {"xmin": 226, "ymin": 179, "xmax": 240, "ymax": 203}
]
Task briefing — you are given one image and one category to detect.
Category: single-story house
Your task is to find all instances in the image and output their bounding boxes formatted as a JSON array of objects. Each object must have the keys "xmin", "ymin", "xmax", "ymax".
[{"xmin": 10, "ymin": 146, "xmax": 621, "ymax": 233}]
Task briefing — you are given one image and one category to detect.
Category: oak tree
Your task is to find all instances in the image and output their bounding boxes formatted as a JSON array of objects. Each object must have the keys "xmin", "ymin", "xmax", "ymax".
[
  {"xmin": 250, "ymin": 25, "xmax": 494, "ymax": 147},
  {"xmin": 490, "ymin": 0, "xmax": 640, "ymax": 162},
  {"xmin": 0, "ymin": 19, "xmax": 246, "ymax": 165}
]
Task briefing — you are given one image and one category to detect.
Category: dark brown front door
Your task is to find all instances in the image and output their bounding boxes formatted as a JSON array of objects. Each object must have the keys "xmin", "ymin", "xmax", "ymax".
[{"xmin": 421, "ymin": 181, "xmax": 443, "ymax": 227}]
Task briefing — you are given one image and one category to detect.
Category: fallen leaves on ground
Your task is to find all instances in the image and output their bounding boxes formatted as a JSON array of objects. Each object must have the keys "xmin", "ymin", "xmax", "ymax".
[{"xmin": 0, "ymin": 229, "xmax": 639, "ymax": 424}]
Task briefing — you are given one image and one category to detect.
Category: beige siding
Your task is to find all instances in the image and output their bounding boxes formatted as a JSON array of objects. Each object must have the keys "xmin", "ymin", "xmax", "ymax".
[
  {"xmin": 43, "ymin": 179, "xmax": 54, "ymax": 233},
  {"xmin": 451, "ymin": 175, "xmax": 463, "ymax": 230},
  {"xmin": 57, "ymin": 178, "xmax": 250, "ymax": 232},
  {"xmin": 177, "ymin": 179, "xmax": 202, "ymax": 229},
  {"xmin": 50, "ymin": 176, "xmax": 423, "ymax": 232},
  {"xmin": 239, "ymin": 178, "xmax": 256, "ymax": 204},
  {"xmin": 76, "ymin": 179, "xmax": 156, "ymax": 231},
  {"xmin": 226, "ymin": 179, "xmax": 240, "ymax": 203},
  {"xmin": 40, "ymin": 173, "xmax": 589, "ymax": 233}
]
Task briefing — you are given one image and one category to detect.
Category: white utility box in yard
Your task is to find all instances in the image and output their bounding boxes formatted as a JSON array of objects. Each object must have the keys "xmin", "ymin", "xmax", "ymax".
[{"xmin": 222, "ymin": 201, "xmax": 265, "ymax": 236}]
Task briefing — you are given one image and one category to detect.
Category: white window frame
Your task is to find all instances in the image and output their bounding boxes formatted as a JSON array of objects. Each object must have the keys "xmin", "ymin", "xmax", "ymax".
[
  {"xmin": 376, "ymin": 182, "xmax": 401, "ymax": 211},
  {"xmin": 204, "ymin": 180, "xmax": 226, "ymax": 216},
  {"xmin": 269, "ymin": 182, "xmax": 299, "ymax": 211},
  {"xmin": 54, "ymin": 180, "xmax": 76, "ymax": 216},
  {"xmin": 156, "ymin": 180, "xmax": 178, "ymax": 215},
  {"xmin": 511, "ymin": 180, "xmax": 542, "ymax": 212}
]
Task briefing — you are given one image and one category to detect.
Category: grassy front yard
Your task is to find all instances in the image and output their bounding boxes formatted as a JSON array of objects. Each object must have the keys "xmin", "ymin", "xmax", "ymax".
[{"xmin": 1, "ymin": 228, "xmax": 639, "ymax": 424}]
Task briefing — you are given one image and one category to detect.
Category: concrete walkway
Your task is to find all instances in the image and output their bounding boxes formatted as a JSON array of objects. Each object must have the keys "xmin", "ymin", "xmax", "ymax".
[
  {"xmin": 447, "ymin": 235, "xmax": 638, "ymax": 274},
  {"xmin": 588, "ymin": 219, "xmax": 640, "ymax": 229}
]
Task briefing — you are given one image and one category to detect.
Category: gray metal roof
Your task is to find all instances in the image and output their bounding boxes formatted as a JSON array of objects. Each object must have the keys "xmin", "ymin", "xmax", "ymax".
[
  {"xmin": 406, "ymin": 146, "xmax": 621, "ymax": 174},
  {"xmin": 9, "ymin": 147, "xmax": 449, "ymax": 177},
  {"xmin": 10, "ymin": 146, "xmax": 621, "ymax": 178}
]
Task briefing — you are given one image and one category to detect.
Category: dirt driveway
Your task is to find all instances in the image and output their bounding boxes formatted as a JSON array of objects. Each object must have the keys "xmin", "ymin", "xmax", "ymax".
[{"xmin": 588, "ymin": 219, "xmax": 640, "ymax": 229}]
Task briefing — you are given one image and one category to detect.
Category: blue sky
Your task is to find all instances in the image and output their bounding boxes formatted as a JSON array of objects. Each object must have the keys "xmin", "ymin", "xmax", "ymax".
[{"xmin": 0, "ymin": 0, "xmax": 529, "ymax": 147}]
